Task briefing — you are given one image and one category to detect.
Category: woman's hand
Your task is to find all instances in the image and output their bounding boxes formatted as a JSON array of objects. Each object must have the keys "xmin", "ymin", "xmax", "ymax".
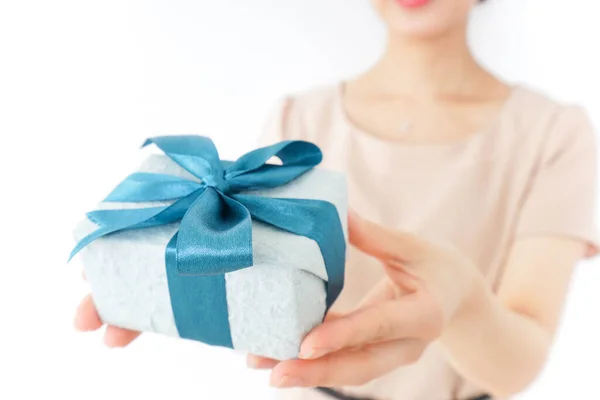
[
  {"xmin": 74, "ymin": 276, "xmax": 141, "ymax": 347},
  {"xmin": 249, "ymin": 211, "xmax": 481, "ymax": 389}
]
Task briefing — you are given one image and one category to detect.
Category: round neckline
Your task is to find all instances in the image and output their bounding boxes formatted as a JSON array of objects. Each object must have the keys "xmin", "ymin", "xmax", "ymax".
[{"xmin": 334, "ymin": 80, "xmax": 522, "ymax": 156}]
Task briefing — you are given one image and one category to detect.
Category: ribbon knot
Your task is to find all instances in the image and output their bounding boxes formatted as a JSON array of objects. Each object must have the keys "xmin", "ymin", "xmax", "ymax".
[
  {"xmin": 70, "ymin": 135, "xmax": 346, "ymax": 349},
  {"xmin": 202, "ymin": 172, "xmax": 231, "ymax": 194}
]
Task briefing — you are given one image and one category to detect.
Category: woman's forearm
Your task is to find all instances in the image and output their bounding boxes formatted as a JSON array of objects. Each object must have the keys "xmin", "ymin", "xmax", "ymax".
[{"xmin": 438, "ymin": 274, "xmax": 552, "ymax": 398}]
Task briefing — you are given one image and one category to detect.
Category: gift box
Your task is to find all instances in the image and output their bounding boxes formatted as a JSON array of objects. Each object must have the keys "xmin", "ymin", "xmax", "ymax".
[{"xmin": 70, "ymin": 136, "xmax": 347, "ymax": 360}]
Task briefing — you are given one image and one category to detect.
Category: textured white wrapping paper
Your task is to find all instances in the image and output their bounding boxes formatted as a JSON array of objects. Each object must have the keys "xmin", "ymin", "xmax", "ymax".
[{"xmin": 74, "ymin": 154, "xmax": 348, "ymax": 360}]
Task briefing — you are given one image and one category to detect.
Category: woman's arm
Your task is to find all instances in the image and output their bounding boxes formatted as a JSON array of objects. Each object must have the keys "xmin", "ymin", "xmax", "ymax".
[
  {"xmin": 440, "ymin": 105, "xmax": 599, "ymax": 396},
  {"xmin": 439, "ymin": 236, "xmax": 586, "ymax": 398}
]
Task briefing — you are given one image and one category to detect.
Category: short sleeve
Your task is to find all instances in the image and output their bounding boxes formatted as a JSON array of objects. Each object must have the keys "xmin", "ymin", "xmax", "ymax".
[
  {"xmin": 516, "ymin": 105, "xmax": 599, "ymax": 257},
  {"xmin": 256, "ymin": 97, "xmax": 293, "ymax": 147}
]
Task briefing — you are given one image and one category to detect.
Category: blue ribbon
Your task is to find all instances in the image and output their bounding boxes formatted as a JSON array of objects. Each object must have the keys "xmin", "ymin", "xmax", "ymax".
[{"xmin": 70, "ymin": 135, "xmax": 346, "ymax": 349}]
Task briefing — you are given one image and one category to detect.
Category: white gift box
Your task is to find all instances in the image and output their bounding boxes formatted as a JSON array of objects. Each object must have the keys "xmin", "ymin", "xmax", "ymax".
[{"xmin": 74, "ymin": 154, "xmax": 348, "ymax": 360}]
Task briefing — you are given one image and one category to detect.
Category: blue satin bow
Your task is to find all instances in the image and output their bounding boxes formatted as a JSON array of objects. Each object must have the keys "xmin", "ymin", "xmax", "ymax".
[{"xmin": 70, "ymin": 135, "xmax": 346, "ymax": 348}]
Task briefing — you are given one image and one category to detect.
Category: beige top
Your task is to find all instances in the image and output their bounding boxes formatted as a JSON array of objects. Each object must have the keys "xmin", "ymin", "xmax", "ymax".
[{"xmin": 259, "ymin": 84, "xmax": 599, "ymax": 400}]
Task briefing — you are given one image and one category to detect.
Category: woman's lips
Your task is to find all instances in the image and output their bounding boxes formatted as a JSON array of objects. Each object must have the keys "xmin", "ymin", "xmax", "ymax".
[{"xmin": 394, "ymin": 0, "xmax": 431, "ymax": 9}]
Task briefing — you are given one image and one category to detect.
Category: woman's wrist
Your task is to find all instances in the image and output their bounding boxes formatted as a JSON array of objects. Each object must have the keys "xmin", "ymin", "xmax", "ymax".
[{"xmin": 440, "ymin": 270, "xmax": 494, "ymax": 345}]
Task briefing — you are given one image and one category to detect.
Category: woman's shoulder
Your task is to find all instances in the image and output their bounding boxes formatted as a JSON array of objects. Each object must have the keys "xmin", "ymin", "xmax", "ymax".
[
  {"xmin": 283, "ymin": 83, "xmax": 341, "ymax": 126},
  {"xmin": 510, "ymin": 85, "xmax": 594, "ymax": 130},
  {"xmin": 506, "ymin": 85, "xmax": 596, "ymax": 151},
  {"xmin": 286, "ymin": 83, "xmax": 340, "ymax": 108},
  {"xmin": 261, "ymin": 83, "xmax": 343, "ymax": 143}
]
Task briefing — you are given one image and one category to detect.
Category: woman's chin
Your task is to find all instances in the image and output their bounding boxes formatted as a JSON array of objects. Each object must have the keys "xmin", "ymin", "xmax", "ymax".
[
  {"xmin": 372, "ymin": 0, "xmax": 473, "ymax": 40},
  {"xmin": 387, "ymin": 21, "xmax": 456, "ymax": 40}
]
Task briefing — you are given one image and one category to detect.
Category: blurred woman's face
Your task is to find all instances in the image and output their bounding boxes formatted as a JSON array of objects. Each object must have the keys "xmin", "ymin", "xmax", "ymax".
[{"xmin": 371, "ymin": 0, "xmax": 478, "ymax": 38}]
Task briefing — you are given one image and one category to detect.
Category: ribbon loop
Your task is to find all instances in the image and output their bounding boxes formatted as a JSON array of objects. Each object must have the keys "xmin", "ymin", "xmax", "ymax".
[
  {"xmin": 225, "ymin": 140, "xmax": 323, "ymax": 192},
  {"xmin": 143, "ymin": 136, "xmax": 223, "ymax": 182}
]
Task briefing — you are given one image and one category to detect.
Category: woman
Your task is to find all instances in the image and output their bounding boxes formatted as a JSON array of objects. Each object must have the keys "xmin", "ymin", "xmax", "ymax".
[{"xmin": 74, "ymin": 0, "xmax": 598, "ymax": 399}]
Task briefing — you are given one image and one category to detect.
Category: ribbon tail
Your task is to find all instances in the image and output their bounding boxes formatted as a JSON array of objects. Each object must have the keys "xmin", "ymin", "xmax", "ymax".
[
  {"xmin": 69, "ymin": 226, "xmax": 121, "ymax": 261},
  {"xmin": 69, "ymin": 205, "xmax": 170, "ymax": 261},
  {"xmin": 234, "ymin": 194, "xmax": 346, "ymax": 311},
  {"xmin": 176, "ymin": 188, "xmax": 253, "ymax": 275},
  {"xmin": 166, "ymin": 188, "xmax": 253, "ymax": 348},
  {"xmin": 70, "ymin": 190, "xmax": 205, "ymax": 262},
  {"xmin": 104, "ymin": 172, "xmax": 203, "ymax": 202},
  {"xmin": 165, "ymin": 233, "xmax": 233, "ymax": 348}
]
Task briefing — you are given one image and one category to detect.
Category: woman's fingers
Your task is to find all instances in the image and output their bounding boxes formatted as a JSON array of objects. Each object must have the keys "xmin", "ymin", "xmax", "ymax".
[
  {"xmin": 75, "ymin": 292, "xmax": 141, "ymax": 348},
  {"xmin": 246, "ymin": 314, "xmax": 344, "ymax": 370},
  {"xmin": 348, "ymin": 211, "xmax": 426, "ymax": 264},
  {"xmin": 355, "ymin": 279, "xmax": 403, "ymax": 309},
  {"xmin": 246, "ymin": 312, "xmax": 345, "ymax": 370},
  {"xmin": 323, "ymin": 311, "xmax": 345, "ymax": 322},
  {"xmin": 299, "ymin": 296, "xmax": 442, "ymax": 359},
  {"xmin": 271, "ymin": 339, "xmax": 426, "ymax": 388},
  {"xmin": 74, "ymin": 294, "xmax": 103, "ymax": 331},
  {"xmin": 247, "ymin": 354, "xmax": 280, "ymax": 370},
  {"xmin": 104, "ymin": 325, "xmax": 141, "ymax": 348}
]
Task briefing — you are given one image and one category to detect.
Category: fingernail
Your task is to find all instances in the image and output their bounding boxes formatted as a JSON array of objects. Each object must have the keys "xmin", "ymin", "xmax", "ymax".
[
  {"xmin": 298, "ymin": 347, "xmax": 334, "ymax": 360},
  {"xmin": 73, "ymin": 314, "xmax": 87, "ymax": 331},
  {"xmin": 104, "ymin": 335, "xmax": 118, "ymax": 349},
  {"xmin": 247, "ymin": 357, "xmax": 259, "ymax": 369},
  {"xmin": 271, "ymin": 375, "xmax": 305, "ymax": 388}
]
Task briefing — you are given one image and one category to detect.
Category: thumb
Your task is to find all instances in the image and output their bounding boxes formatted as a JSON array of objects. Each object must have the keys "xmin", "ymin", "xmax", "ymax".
[{"xmin": 348, "ymin": 211, "xmax": 426, "ymax": 264}]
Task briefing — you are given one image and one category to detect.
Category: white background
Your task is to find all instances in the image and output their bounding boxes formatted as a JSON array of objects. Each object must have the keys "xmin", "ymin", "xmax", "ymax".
[{"xmin": 1, "ymin": 0, "xmax": 599, "ymax": 399}]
